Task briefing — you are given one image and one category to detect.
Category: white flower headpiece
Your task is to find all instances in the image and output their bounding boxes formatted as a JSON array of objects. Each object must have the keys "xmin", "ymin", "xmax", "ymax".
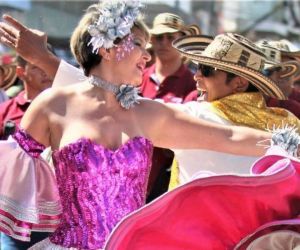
[{"xmin": 88, "ymin": 0, "xmax": 143, "ymax": 53}]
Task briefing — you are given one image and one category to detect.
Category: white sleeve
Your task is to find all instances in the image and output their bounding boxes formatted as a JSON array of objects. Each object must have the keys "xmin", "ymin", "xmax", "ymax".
[
  {"xmin": 180, "ymin": 101, "xmax": 233, "ymax": 125},
  {"xmin": 52, "ymin": 60, "xmax": 87, "ymax": 88}
]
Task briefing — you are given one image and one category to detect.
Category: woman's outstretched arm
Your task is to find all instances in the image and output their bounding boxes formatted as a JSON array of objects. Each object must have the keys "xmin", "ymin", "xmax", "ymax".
[{"xmin": 140, "ymin": 100, "xmax": 271, "ymax": 157}]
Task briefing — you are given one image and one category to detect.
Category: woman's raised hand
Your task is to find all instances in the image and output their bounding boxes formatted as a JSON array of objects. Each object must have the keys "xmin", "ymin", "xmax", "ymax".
[{"xmin": 0, "ymin": 15, "xmax": 48, "ymax": 65}]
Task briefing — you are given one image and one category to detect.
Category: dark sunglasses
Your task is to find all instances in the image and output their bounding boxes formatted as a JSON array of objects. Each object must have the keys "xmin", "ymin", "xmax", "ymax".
[{"xmin": 197, "ymin": 64, "xmax": 217, "ymax": 77}]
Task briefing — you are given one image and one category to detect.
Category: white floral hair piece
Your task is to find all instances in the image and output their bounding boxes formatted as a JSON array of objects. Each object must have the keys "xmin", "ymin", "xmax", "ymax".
[{"xmin": 88, "ymin": 0, "xmax": 143, "ymax": 53}]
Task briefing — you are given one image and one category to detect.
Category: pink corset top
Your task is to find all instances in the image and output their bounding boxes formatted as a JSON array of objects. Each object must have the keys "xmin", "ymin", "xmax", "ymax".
[{"xmin": 13, "ymin": 130, "xmax": 153, "ymax": 249}]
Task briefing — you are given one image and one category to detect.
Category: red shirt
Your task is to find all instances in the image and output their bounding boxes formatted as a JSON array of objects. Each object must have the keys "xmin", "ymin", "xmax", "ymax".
[
  {"xmin": 289, "ymin": 88, "xmax": 300, "ymax": 102},
  {"xmin": 140, "ymin": 63, "xmax": 196, "ymax": 103},
  {"xmin": 267, "ymin": 97, "xmax": 300, "ymax": 119},
  {"xmin": 0, "ymin": 91, "xmax": 30, "ymax": 138}
]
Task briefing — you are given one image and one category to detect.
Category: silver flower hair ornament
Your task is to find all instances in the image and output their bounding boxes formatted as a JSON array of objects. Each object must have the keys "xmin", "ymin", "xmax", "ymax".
[{"xmin": 88, "ymin": 0, "xmax": 143, "ymax": 53}]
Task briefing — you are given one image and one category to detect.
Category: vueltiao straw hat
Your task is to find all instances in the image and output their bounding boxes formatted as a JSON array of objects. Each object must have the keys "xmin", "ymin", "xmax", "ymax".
[
  {"xmin": 173, "ymin": 33, "xmax": 286, "ymax": 100},
  {"xmin": 266, "ymin": 39, "xmax": 300, "ymax": 58},
  {"xmin": 255, "ymin": 40, "xmax": 300, "ymax": 79},
  {"xmin": 0, "ymin": 63, "xmax": 17, "ymax": 90},
  {"xmin": 150, "ymin": 13, "xmax": 201, "ymax": 36}
]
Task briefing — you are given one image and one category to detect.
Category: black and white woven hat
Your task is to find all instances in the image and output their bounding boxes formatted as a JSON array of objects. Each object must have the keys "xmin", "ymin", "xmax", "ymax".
[
  {"xmin": 256, "ymin": 40, "xmax": 300, "ymax": 79},
  {"xmin": 173, "ymin": 33, "xmax": 286, "ymax": 100},
  {"xmin": 266, "ymin": 39, "xmax": 300, "ymax": 58}
]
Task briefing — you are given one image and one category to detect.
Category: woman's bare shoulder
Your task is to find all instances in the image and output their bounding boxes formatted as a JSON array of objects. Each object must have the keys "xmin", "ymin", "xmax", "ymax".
[{"xmin": 35, "ymin": 84, "xmax": 80, "ymax": 107}]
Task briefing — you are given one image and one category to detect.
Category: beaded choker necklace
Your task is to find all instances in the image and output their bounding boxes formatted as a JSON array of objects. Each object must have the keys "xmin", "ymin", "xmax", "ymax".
[{"xmin": 88, "ymin": 75, "xmax": 140, "ymax": 109}]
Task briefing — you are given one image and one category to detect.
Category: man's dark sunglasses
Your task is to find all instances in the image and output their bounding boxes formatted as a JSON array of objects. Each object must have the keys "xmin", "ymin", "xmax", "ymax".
[{"xmin": 197, "ymin": 64, "xmax": 217, "ymax": 77}]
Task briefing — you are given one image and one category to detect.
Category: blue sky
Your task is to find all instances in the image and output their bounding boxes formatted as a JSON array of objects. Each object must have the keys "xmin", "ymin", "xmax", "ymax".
[{"xmin": 0, "ymin": 0, "xmax": 31, "ymax": 10}]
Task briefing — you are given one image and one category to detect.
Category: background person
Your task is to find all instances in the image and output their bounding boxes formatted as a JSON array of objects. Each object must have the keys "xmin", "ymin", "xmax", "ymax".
[
  {"xmin": 0, "ymin": 49, "xmax": 53, "ymax": 140},
  {"xmin": 256, "ymin": 39, "xmax": 300, "ymax": 118},
  {"xmin": 140, "ymin": 12, "xmax": 198, "ymax": 103}
]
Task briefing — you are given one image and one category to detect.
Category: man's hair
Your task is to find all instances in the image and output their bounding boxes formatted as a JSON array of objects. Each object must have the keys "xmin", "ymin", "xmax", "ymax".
[
  {"xmin": 225, "ymin": 72, "xmax": 259, "ymax": 92},
  {"xmin": 225, "ymin": 72, "xmax": 236, "ymax": 84}
]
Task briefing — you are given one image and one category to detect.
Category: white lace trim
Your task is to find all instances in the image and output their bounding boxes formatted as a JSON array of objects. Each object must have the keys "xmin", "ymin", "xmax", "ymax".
[{"xmin": 0, "ymin": 195, "xmax": 61, "ymax": 223}]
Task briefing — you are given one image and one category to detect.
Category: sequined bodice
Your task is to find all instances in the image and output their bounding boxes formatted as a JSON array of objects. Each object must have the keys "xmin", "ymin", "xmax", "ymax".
[{"xmin": 13, "ymin": 131, "xmax": 153, "ymax": 249}]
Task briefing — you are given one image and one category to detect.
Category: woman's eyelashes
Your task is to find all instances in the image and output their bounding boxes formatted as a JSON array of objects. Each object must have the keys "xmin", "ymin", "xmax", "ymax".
[
  {"xmin": 133, "ymin": 38, "xmax": 147, "ymax": 49},
  {"xmin": 133, "ymin": 40, "xmax": 142, "ymax": 47}
]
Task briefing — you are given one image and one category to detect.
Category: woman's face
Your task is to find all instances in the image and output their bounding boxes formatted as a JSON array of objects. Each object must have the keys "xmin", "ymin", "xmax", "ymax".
[{"xmin": 112, "ymin": 27, "xmax": 151, "ymax": 86}]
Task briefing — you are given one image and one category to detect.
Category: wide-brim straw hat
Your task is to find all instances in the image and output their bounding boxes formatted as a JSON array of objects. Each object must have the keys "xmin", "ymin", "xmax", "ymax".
[
  {"xmin": 173, "ymin": 33, "xmax": 286, "ymax": 100},
  {"xmin": 150, "ymin": 13, "xmax": 184, "ymax": 35},
  {"xmin": 150, "ymin": 13, "xmax": 201, "ymax": 36},
  {"xmin": 255, "ymin": 40, "xmax": 300, "ymax": 79},
  {"xmin": 266, "ymin": 39, "xmax": 300, "ymax": 58},
  {"xmin": 0, "ymin": 63, "xmax": 17, "ymax": 90}
]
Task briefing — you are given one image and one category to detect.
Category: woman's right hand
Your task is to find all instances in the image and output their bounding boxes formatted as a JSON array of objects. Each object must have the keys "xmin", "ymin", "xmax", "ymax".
[
  {"xmin": 0, "ymin": 15, "xmax": 48, "ymax": 65},
  {"xmin": 0, "ymin": 15, "xmax": 60, "ymax": 79}
]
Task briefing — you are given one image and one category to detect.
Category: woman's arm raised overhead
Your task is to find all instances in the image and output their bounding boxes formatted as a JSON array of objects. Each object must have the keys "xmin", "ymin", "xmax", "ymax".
[
  {"xmin": 0, "ymin": 15, "xmax": 60, "ymax": 79},
  {"xmin": 140, "ymin": 100, "xmax": 270, "ymax": 157}
]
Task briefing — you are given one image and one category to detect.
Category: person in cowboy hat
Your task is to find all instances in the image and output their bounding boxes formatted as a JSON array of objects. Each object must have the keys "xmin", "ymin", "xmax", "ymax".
[
  {"xmin": 0, "ymin": 56, "xmax": 17, "ymax": 102},
  {"xmin": 255, "ymin": 40, "xmax": 300, "ymax": 119},
  {"xmin": 140, "ymin": 12, "xmax": 200, "ymax": 104},
  {"xmin": 168, "ymin": 33, "xmax": 300, "ymax": 189},
  {"xmin": 259, "ymin": 39, "xmax": 300, "ymax": 102}
]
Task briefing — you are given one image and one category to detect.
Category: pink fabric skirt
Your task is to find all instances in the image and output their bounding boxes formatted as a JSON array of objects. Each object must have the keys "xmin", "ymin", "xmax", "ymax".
[{"xmin": 105, "ymin": 146, "xmax": 300, "ymax": 249}]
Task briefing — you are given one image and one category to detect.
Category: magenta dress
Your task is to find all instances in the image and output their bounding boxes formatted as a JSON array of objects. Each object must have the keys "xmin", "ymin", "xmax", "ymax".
[{"xmin": 0, "ymin": 130, "xmax": 153, "ymax": 249}]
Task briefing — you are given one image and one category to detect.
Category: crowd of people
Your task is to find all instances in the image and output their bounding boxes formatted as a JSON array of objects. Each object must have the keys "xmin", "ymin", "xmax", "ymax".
[{"xmin": 0, "ymin": 0, "xmax": 299, "ymax": 249}]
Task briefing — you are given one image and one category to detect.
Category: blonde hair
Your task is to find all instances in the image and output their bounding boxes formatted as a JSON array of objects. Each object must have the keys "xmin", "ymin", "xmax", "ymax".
[{"xmin": 70, "ymin": 3, "xmax": 149, "ymax": 76}]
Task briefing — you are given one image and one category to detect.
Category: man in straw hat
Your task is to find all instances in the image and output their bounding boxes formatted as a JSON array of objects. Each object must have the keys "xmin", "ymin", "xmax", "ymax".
[
  {"xmin": 140, "ymin": 12, "xmax": 200, "ymax": 104},
  {"xmin": 255, "ymin": 40, "xmax": 300, "ymax": 118},
  {"xmin": 259, "ymin": 39, "xmax": 300, "ymax": 100},
  {"xmin": 168, "ymin": 33, "xmax": 300, "ymax": 189}
]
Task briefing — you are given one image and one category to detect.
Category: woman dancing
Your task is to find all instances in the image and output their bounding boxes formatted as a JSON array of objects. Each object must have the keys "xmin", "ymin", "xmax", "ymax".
[{"xmin": 0, "ymin": 1, "xmax": 285, "ymax": 249}]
